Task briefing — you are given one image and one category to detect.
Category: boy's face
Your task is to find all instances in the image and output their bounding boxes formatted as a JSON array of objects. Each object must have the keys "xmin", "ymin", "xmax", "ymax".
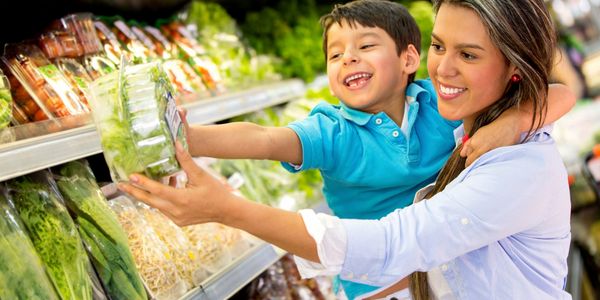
[{"xmin": 325, "ymin": 21, "xmax": 412, "ymax": 114}]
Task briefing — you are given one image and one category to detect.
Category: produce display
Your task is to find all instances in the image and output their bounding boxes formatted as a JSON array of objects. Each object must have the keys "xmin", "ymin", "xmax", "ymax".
[
  {"xmin": 0, "ymin": 186, "xmax": 59, "ymax": 300},
  {"xmin": 136, "ymin": 202, "xmax": 208, "ymax": 287},
  {"xmin": 54, "ymin": 160, "xmax": 148, "ymax": 300},
  {"xmin": 0, "ymin": 72, "xmax": 13, "ymax": 129},
  {"xmin": 7, "ymin": 172, "xmax": 93, "ymax": 300},
  {"xmin": 183, "ymin": 223, "xmax": 233, "ymax": 274},
  {"xmin": 241, "ymin": 254, "xmax": 334, "ymax": 300},
  {"xmin": 2, "ymin": 43, "xmax": 89, "ymax": 122},
  {"xmin": 110, "ymin": 195, "xmax": 188, "ymax": 300},
  {"xmin": 88, "ymin": 61, "xmax": 187, "ymax": 182}
]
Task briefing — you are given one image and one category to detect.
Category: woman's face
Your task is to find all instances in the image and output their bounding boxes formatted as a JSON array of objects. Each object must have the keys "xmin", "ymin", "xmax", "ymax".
[{"xmin": 427, "ymin": 3, "xmax": 516, "ymax": 131}]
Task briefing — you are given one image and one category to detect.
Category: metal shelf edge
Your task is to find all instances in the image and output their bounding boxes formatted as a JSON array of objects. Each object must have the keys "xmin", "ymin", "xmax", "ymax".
[{"xmin": 181, "ymin": 242, "xmax": 283, "ymax": 300}]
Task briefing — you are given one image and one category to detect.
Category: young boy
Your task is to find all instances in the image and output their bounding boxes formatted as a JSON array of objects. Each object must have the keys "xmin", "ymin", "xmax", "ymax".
[{"xmin": 179, "ymin": 0, "xmax": 573, "ymax": 298}]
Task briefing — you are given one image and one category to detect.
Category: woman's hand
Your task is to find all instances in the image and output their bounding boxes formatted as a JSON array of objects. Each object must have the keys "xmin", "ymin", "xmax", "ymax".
[{"xmin": 118, "ymin": 142, "xmax": 238, "ymax": 226}]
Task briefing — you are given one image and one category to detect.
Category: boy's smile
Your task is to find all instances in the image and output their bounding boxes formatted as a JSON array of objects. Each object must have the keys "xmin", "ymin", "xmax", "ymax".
[{"xmin": 325, "ymin": 20, "xmax": 418, "ymax": 124}]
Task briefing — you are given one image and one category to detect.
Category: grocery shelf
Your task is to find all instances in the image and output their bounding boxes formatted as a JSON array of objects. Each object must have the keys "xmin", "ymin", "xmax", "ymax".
[
  {"xmin": 0, "ymin": 79, "xmax": 306, "ymax": 182},
  {"xmin": 184, "ymin": 79, "xmax": 305, "ymax": 125},
  {"xmin": 182, "ymin": 242, "xmax": 286, "ymax": 300},
  {"xmin": 181, "ymin": 200, "xmax": 328, "ymax": 300}
]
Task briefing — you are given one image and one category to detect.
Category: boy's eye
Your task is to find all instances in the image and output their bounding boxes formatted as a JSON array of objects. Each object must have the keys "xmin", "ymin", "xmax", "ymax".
[
  {"xmin": 329, "ymin": 53, "xmax": 341, "ymax": 60},
  {"xmin": 360, "ymin": 44, "xmax": 375, "ymax": 50}
]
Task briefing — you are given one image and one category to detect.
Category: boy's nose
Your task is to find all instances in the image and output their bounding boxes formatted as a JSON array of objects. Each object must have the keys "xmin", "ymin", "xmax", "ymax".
[{"xmin": 342, "ymin": 51, "xmax": 359, "ymax": 65}]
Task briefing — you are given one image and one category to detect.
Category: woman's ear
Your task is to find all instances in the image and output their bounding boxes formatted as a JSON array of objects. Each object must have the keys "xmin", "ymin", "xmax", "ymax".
[{"xmin": 404, "ymin": 44, "xmax": 421, "ymax": 74}]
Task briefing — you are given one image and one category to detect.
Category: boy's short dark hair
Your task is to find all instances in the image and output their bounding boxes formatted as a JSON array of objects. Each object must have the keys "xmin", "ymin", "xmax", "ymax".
[{"xmin": 320, "ymin": 0, "xmax": 421, "ymax": 82}]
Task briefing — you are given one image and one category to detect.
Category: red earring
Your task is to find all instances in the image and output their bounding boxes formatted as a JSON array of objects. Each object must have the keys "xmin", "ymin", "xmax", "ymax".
[{"xmin": 510, "ymin": 74, "xmax": 522, "ymax": 83}]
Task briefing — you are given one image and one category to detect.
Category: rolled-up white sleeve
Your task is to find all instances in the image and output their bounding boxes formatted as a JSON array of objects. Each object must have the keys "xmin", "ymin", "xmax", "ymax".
[{"xmin": 294, "ymin": 209, "xmax": 347, "ymax": 278}]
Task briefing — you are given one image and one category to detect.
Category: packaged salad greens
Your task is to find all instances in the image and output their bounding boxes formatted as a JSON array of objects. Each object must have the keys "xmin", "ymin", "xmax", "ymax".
[
  {"xmin": 109, "ymin": 195, "xmax": 188, "ymax": 300},
  {"xmin": 0, "ymin": 185, "xmax": 59, "ymax": 300},
  {"xmin": 7, "ymin": 171, "xmax": 93, "ymax": 300},
  {"xmin": 88, "ymin": 61, "xmax": 187, "ymax": 182},
  {"xmin": 0, "ymin": 70, "xmax": 16, "ymax": 143},
  {"xmin": 54, "ymin": 160, "xmax": 148, "ymax": 300},
  {"xmin": 0, "ymin": 70, "xmax": 12, "ymax": 128}
]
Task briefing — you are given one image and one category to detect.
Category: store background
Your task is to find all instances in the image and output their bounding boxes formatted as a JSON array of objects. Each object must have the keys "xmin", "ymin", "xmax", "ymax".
[{"xmin": 0, "ymin": 0, "xmax": 599, "ymax": 299}]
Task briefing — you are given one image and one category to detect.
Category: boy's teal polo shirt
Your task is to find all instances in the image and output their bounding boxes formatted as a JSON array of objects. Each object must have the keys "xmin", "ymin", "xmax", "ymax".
[{"xmin": 282, "ymin": 79, "xmax": 460, "ymax": 299}]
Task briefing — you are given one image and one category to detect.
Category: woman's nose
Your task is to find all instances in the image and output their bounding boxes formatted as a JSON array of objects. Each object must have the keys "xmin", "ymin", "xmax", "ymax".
[{"xmin": 437, "ymin": 54, "xmax": 458, "ymax": 77}]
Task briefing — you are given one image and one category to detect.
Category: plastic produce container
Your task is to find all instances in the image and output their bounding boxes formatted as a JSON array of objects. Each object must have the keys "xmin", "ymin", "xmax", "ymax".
[{"xmin": 88, "ymin": 61, "xmax": 187, "ymax": 182}]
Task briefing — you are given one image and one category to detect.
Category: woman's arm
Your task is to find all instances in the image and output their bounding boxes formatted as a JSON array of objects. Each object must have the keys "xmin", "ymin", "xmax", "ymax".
[{"xmin": 118, "ymin": 142, "xmax": 319, "ymax": 261}]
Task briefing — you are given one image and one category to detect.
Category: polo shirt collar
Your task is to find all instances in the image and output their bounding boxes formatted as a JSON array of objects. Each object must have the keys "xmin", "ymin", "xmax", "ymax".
[{"xmin": 339, "ymin": 102, "xmax": 376, "ymax": 126}]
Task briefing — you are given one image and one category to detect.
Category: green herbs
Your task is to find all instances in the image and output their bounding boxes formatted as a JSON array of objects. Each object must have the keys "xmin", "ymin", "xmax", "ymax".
[
  {"xmin": 89, "ymin": 62, "xmax": 185, "ymax": 182},
  {"xmin": 0, "ymin": 187, "xmax": 58, "ymax": 300},
  {"xmin": 0, "ymin": 88, "xmax": 12, "ymax": 128},
  {"xmin": 56, "ymin": 161, "xmax": 148, "ymax": 300},
  {"xmin": 9, "ymin": 175, "xmax": 93, "ymax": 300}
]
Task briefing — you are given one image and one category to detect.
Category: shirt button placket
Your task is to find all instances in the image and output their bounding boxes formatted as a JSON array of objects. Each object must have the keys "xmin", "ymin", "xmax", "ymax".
[
  {"xmin": 392, "ymin": 130, "xmax": 400, "ymax": 138},
  {"xmin": 375, "ymin": 118, "xmax": 383, "ymax": 125}
]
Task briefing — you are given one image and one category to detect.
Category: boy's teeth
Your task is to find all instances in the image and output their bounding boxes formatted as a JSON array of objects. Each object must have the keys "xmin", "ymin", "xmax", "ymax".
[
  {"xmin": 345, "ymin": 73, "xmax": 371, "ymax": 85},
  {"xmin": 440, "ymin": 85, "xmax": 465, "ymax": 95}
]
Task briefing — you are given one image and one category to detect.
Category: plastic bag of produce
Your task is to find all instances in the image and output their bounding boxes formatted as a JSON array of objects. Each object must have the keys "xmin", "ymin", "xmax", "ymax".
[
  {"xmin": 109, "ymin": 195, "xmax": 188, "ymax": 300},
  {"xmin": 7, "ymin": 171, "xmax": 93, "ymax": 300},
  {"xmin": 183, "ymin": 223, "xmax": 233, "ymax": 274},
  {"xmin": 53, "ymin": 160, "xmax": 148, "ymax": 300},
  {"xmin": 0, "ymin": 70, "xmax": 16, "ymax": 143},
  {"xmin": 0, "ymin": 185, "xmax": 59, "ymax": 300},
  {"xmin": 135, "ymin": 202, "xmax": 209, "ymax": 287},
  {"xmin": 88, "ymin": 60, "xmax": 187, "ymax": 182}
]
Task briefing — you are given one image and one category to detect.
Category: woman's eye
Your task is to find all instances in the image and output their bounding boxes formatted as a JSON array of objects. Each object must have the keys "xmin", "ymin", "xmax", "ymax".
[
  {"xmin": 461, "ymin": 52, "xmax": 477, "ymax": 60},
  {"xmin": 431, "ymin": 43, "xmax": 443, "ymax": 52}
]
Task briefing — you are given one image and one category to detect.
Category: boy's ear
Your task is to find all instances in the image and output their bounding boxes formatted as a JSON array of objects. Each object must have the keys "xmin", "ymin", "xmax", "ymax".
[{"xmin": 404, "ymin": 44, "xmax": 420, "ymax": 74}]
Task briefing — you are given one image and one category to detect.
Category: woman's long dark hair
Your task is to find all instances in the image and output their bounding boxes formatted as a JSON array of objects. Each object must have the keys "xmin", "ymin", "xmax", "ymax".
[{"xmin": 409, "ymin": 1, "xmax": 556, "ymax": 299}]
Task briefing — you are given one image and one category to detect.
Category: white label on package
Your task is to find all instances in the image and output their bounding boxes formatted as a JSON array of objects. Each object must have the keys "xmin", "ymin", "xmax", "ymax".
[
  {"xmin": 227, "ymin": 172, "xmax": 245, "ymax": 190},
  {"xmin": 164, "ymin": 91, "xmax": 183, "ymax": 142}
]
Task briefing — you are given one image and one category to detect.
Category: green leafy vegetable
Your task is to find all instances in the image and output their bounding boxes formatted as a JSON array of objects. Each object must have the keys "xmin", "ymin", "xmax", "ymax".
[
  {"xmin": 56, "ymin": 160, "xmax": 148, "ymax": 300},
  {"xmin": 8, "ymin": 174, "xmax": 93, "ymax": 300},
  {"xmin": 0, "ymin": 88, "xmax": 11, "ymax": 128},
  {"xmin": 0, "ymin": 186, "xmax": 59, "ymax": 300},
  {"xmin": 89, "ymin": 62, "xmax": 185, "ymax": 182}
]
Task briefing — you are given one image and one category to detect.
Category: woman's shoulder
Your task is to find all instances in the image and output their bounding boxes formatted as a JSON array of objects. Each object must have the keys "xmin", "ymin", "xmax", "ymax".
[{"xmin": 468, "ymin": 138, "xmax": 565, "ymax": 178}]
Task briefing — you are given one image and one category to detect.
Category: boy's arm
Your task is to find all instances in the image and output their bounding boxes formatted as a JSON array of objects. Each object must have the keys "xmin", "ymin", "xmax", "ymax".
[
  {"xmin": 186, "ymin": 122, "xmax": 303, "ymax": 165},
  {"xmin": 462, "ymin": 84, "xmax": 575, "ymax": 165}
]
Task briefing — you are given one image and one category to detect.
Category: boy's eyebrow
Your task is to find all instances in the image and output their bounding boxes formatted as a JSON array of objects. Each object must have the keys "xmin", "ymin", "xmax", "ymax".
[
  {"xmin": 431, "ymin": 33, "xmax": 485, "ymax": 51},
  {"xmin": 327, "ymin": 31, "xmax": 382, "ymax": 51}
]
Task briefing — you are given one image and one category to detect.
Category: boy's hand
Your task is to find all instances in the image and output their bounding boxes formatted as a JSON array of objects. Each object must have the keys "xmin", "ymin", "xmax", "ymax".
[
  {"xmin": 460, "ymin": 110, "xmax": 521, "ymax": 167},
  {"xmin": 118, "ymin": 142, "xmax": 237, "ymax": 227},
  {"xmin": 177, "ymin": 107, "xmax": 193, "ymax": 149}
]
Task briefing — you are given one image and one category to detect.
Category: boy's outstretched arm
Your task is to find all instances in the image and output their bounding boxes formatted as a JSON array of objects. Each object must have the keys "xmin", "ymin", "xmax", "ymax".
[
  {"xmin": 462, "ymin": 83, "xmax": 576, "ymax": 166},
  {"xmin": 186, "ymin": 120, "xmax": 303, "ymax": 165}
]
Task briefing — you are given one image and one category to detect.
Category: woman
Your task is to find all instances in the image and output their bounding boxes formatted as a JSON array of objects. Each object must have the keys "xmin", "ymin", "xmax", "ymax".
[{"xmin": 120, "ymin": 0, "xmax": 571, "ymax": 298}]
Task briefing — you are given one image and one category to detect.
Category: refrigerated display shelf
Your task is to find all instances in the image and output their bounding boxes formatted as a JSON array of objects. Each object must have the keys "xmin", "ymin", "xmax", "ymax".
[
  {"xmin": 0, "ymin": 79, "xmax": 306, "ymax": 182},
  {"xmin": 181, "ymin": 242, "xmax": 286, "ymax": 300},
  {"xmin": 180, "ymin": 201, "xmax": 329, "ymax": 300}
]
